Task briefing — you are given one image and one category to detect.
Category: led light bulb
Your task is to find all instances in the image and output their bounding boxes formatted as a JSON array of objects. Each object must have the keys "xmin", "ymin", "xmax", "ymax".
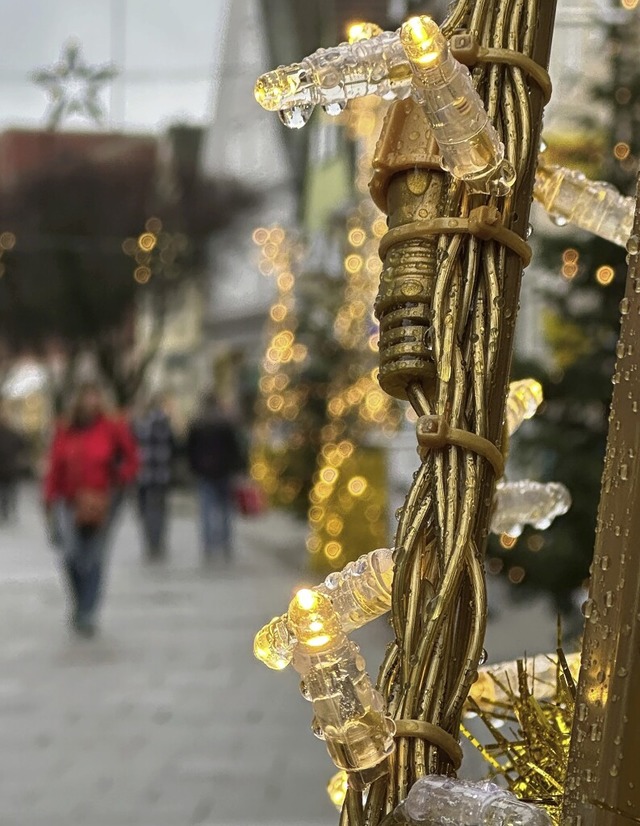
[
  {"xmin": 534, "ymin": 162, "xmax": 634, "ymax": 248},
  {"xmin": 327, "ymin": 770, "xmax": 349, "ymax": 811},
  {"xmin": 400, "ymin": 16, "xmax": 515, "ymax": 195},
  {"xmin": 392, "ymin": 776, "xmax": 552, "ymax": 826},
  {"xmin": 254, "ymin": 30, "xmax": 411, "ymax": 128},
  {"xmin": 491, "ymin": 480, "xmax": 571, "ymax": 538},
  {"xmin": 253, "ymin": 547, "xmax": 394, "ymax": 670},
  {"xmin": 467, "ymin": 651, "xmax": 581, "ymax": 712},
  {"xmin": 506, "ymin": 379, "xmax": 544, "ymax": 436},
  {"xmin": 288, "ymin": 589, "xmax": 395, "ymax": 787}
]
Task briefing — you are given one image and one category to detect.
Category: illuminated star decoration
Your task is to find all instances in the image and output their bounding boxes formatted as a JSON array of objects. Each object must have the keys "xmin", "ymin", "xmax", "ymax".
[{"xmin": 32, "ymin": 41, "xmax": 118, "ymax": 130}]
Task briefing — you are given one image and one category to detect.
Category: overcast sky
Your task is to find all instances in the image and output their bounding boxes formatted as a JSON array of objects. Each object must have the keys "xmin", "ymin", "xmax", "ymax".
[{"xmin": 0, "ymin": 0, "xmax": 228, "ymax": 134}]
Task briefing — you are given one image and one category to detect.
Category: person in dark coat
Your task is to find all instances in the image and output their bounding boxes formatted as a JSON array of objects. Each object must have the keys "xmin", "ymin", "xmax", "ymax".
[
  {"xmin": 132, "ymin": 395, "xmax": 175, "ymax": 561},
  {"xmin": 0, "ymin": 407, "xmax": 25, "ymax": 523},
  {"xmin": 186, "ymin": 393, "xmax": 245, "ymax": 562}
]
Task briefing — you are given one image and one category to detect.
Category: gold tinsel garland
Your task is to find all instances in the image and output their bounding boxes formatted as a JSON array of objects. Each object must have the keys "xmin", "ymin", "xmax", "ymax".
[{"xmin": 463, "ymin": 650, "xmax": 577, "ymax": 823}]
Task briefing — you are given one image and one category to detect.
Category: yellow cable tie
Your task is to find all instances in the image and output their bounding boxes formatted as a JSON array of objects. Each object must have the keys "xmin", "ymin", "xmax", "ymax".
[
  {"xmin": 416, "ymin": 414, "xmax": 505, "ymax": 479},
  {"xmin": 379, "ymin": 206, "xmax": 532, "ymax": 266},
  {"xmin": 394, "ymin": 719, "xmax": 463, "ymax": 769},
  {"xmin": 450, "ymin": 33, "xmax": 553, "ymax": 104}
]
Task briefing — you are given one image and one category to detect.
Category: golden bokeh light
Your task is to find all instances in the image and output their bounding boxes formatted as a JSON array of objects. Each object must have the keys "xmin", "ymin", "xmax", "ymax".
[{"xmin": 596, "ymin": 265, "xmax": 615, "ymax": 286}]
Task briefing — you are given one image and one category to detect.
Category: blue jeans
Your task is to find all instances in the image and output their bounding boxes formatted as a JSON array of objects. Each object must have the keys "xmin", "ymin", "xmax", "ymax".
[
  {"xmin": 54, "ymin": 500, "xmax": 116, "ymax": 623},
  {"xmin": 197, "ymin": 478, "xmax": 233, "ymax": 559}
]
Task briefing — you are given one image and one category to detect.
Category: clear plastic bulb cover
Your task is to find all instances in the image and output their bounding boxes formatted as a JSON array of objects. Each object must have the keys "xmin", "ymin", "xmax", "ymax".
[
  {"xmin": 395, "ymin": 776, "xmax": 553, "ymax": 826},
  {"xmin": 401, "ymin": 16, "xmax": 515, "ymax": 195},
  {"xmin": 288, "ymin": 590, "xmax": 395, "ymax": 785},
  {"xmin": 491, "ymin": 480, "xmax": 571, "ymax": 538},
  {"xmin": 253, "ymin": 547, "xmax": 394, "ymax": 670},
  {"xmin": 534, "ymin": 163, "xmax": 634, "ymax": 248},
  {"xmin": 254, "ymin": 31, "xmax": 412, "ymax": 128},
  {"xmin": 506, "ymin": 378, "xmax": 544, "ymax": 436}
]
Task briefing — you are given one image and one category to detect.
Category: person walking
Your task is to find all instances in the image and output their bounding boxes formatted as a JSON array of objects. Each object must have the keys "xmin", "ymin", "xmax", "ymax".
[
  {"xmin": 44, "ymin": 383, "xmax": 139, "ymax": 636},
  {"xmin": 132, "ymin": 394, "xmax": 175, "ymax": 561},
  {"xmin": 0, "ymin": 407, "xmax": 25, "ymax": 523},
  {"xmin": 186, "ymin": 393, "xmax": 245, "ymax": 563}
]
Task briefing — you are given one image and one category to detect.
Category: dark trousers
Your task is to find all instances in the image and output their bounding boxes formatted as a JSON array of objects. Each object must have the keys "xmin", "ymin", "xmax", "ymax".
[
  {"xmin": 0, "ymin": 480, "xmax": 17, "ymax": 522},
  {"xmin": 197, "ymin": 477, "xmax": 233, "ymax": 559},
  {"xmin": 137, "ymin": 484, "xmax": 169, "ymax": 558}
]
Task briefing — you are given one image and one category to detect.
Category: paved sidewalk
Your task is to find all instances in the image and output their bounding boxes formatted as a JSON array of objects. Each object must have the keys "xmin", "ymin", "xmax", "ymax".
[
  {"xmin": 0, "ymin": 487, "xmax": 334, "ymax": 826},
  {"xmin": 0, "ymin": 487, "xmax": 561, "ymax": 826}
]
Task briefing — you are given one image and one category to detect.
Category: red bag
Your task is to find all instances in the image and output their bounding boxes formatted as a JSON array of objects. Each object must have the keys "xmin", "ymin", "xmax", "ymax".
[{"xmin": 233, "ymin": 481, "xmax": 267, "ymax": 516}]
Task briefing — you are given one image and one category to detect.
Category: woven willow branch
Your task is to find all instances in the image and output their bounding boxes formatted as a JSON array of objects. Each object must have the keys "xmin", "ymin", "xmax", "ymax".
[{"xmin": 341, "ymin": 1, "xmax": 557, "ymax": 823}]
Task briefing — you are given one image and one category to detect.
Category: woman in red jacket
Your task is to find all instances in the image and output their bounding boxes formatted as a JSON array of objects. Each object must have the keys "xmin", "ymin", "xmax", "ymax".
[{"xmin": 44, "ymin": 383, "xmax": 139, "ymax": 637}]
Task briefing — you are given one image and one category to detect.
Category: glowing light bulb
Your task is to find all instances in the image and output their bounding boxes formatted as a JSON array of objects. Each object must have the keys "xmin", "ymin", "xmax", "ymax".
[
  {"xmin": 395, "ymin": 776, "xmax": 552, "ymax": 826},
  {"xmin": 491, "ymin": 480, "xmax": 571, "ymax": 538},
  {"xmin": 327, "ymin": 770, "xmax": 349, "ymax": 810},
  {"xmin": 347, "ymin": 22, "xmax": 383, "ymax": 43},
  {"xmin": 506, "ymin": 379, "xmax": 544, "ymax": 436},
  {"xmin": 467, "ymin": 651, "xmax": 581, "ymax": 712},
  {"xmin": 254, "ymin": 30, "xmax": 411, "ymax": 127},
  {"xmin": 400, "ymin": 16, "xmax": 515, "ymax": 195},
  {"xmin": 253, "ymin": 547, "xmax": 394, "ymax": 670},
  {"xmin": 288, "ymin": 589, "xmax": 395, "ymax": 786},
  {"xmin": 534, "ymin": 162, "xmax": 634, "ymax": 248}
]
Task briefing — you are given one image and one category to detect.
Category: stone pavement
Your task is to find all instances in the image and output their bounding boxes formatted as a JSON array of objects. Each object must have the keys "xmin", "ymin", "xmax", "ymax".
[{"xmin": 0, "ymin": 486, "xmax": 561, "ymax": 826}]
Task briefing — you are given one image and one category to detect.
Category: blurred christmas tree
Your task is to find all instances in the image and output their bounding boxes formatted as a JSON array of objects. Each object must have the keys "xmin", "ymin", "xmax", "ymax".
[{"xmin": 488, "ymin": 13, "xmax": 640, "ymax": 615}]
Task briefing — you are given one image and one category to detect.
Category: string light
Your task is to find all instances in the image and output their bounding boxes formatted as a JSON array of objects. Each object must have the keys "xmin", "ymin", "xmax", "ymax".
[
  {"xmin": 505, "ymin": 378, "xmax": 544, "ymax": 436},
  {"xmin": 307, "ymin": 94, "xmax": 399, "ymax": 570},
  {"xmin": 400, "ymin": 16, "xmax": 515, "ymax": 195},
  {"xmin": 254, "ymin": 29, "xmax": 411, "ymax": 128},
  {"xmin": 491, "ymin": 480, "xmax": 571, "ymax": 538},
  {"xmin": 595, "ymin": 265, "xmax": 615, "ymax": 286},
  {"xmin": 287, "ymin": 589, "xmax": 395, "ymax": 785},
  {"xmin": 327, "ymin": 770, "xmax": 349, "ymax": 810},
  {"xmin": 251, "ymin": 226, "xmax": 309, "ymax": 507},
  {"xmin": 534, "ymin": 162, "xmax": 634, "ymax": 248},
  {"xmin": 393, "ymin": 776, "xmax": 552, "ymax": 826},
  {"xmin": 254, "ymin": 546, "xmax": 394, "ymax": 670}
]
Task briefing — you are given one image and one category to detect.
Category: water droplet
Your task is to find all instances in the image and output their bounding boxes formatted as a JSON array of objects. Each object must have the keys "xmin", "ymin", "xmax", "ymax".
[
  {"xmin": 526, "ymin": 223, "xmax": 534, "ymax": 239},
  {"xmin": 322, "ymin": 101, "xmax": 346, "ymax": 117},
  {"xmin": 620, "ymin": 464, "xmax": 629, "ymax": 480},
  {"xmin": 551, "ymin": 213, "xmax": 568, "ymax": 227},
  {"xmin": 582, "ymin": 599, "xmax": 595, "ymax": 618},
  {"xmin": 618, "ymin": 666, "xmax": 628, "ymax": 677},
  {"xmin": 610, "ymin": 765, "xmax": 619, "ymax": 777},
  {"xmin": 626, "ymin": 234, "xmax": 640, "ymax": 254},
  {"xmin": 605, "ymin": 591, "xmax": 615, "ymax": 608},
  {"xmin": 601, "ymin": 555, "xmax": 610, "ymax": 570},
  {"xmin": 479, "ymin": 648, "xmax": 488, "ymax": 665},
  {"xmin": 310, "ymin": 717, "xmax": 325, "ymax": 739},
  {"xmin": 279, "ymin": 104, "xmax": 314, "ymax": 129},
  {"xmin": 620, "ymin": 297, "xmax": 631, "ymax": 316},
  {"xmin": 616, "ymin": 341, "xmax": 626, "ymax": 359},
  {"xmin": 299, "ymin": 680, "xmax": 312, "ymax": 701}
]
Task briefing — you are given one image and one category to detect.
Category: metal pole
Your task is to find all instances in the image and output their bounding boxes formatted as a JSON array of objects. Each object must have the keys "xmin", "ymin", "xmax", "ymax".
[{"xmin": 562, "ymin": 174, "xmax": 640, "ymax": 826}]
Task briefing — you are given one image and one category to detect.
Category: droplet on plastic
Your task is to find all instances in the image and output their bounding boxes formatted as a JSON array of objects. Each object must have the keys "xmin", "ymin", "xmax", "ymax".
[
  {"xmin": 479, "ymin": 648, "xmax": 488, "ymax": 665},
  {"xmin": 300, "ymin": 680, "xmax": 312, "ymax": 701},
  {"xmin": 323, "ymin": 101, "xmax": 346, "ymax": 117},
  {"xmin": 620, "ymin": 297, "xmax": 631, "ymax": 316},
  {"xmin": 626, "ymin": 234, "xmax": 640, "ymax": 254},
  {"xmin": 310, "ymin": 717, "xmax": 326, "ymax": 739},
  {"xmin": 278, "ymin": 104, "xmax": 314, "ymax": 129},
  {"xmin": 550, "ymin": 213, "xmax": 568, "ymax": 227}
]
